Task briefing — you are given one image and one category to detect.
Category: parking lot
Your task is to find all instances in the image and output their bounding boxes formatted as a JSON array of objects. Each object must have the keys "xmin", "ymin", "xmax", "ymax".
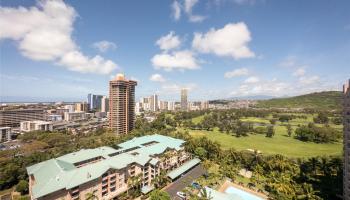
[{"xmin": 164, "ymin": 164, "xmax": 206, "ymax": 199}]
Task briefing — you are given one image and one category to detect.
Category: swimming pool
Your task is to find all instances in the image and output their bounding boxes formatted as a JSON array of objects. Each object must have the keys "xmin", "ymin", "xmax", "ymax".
[{"xmin": 224, "ymin": 186, "xmax": 264, "ymax": 200}]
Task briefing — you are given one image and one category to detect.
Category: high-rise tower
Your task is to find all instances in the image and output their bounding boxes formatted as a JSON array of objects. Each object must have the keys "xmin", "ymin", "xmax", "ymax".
[
  {"xmin": 344, "ymin": 79, "xmax": 350, "ymax": 200},
  {"xmin": 181, "ymin": 88, "xmax": 188, "ymax": 111},
  {"xmin": 109, "ymin": 74, "xmax": 137, "ymax": 134}
]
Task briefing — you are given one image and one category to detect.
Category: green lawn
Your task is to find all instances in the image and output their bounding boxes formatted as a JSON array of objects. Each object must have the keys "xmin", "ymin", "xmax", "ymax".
[
  {"xmin": 187, "ymin": 125, "xmax": 342, "ymax": 158},
  {"xmin": 192, "ymin": 115, "xmax": 205, "ymax": 124}
]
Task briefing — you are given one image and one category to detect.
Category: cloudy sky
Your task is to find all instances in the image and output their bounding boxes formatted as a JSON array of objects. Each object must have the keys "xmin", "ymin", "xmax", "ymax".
[{"xmin": 0, "ymin": 0, "xmax": 349, "ymax": 102}]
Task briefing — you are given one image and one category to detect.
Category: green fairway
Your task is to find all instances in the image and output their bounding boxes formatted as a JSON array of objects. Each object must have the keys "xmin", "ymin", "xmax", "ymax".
[
  {"xmin": 192, "ymin": 115, "xmax": 205, "ymax": 124},
  {"xmin": 187, "ymin": 125, "xmax": 342, "ymax": 158}
]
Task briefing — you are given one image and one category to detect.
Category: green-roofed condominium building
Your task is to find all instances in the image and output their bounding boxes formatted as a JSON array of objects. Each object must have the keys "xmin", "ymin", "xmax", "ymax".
[{"xmin": 27, "ymin": 134, "xmax": 198, "ymax": 200}]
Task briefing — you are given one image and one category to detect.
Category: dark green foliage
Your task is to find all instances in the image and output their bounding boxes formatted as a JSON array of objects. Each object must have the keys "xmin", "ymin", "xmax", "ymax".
[
  {"xmin": 294, "ymin": 123, "xmax": 341, "ymax": 143},
  {"xmin": 149, "ymin": 189, "xmax": 171, "ymax": 200},
  {"xmin": 16, "ymin": 180, "xmax": 29, "ymax": 195},
  {"xmin": 254, "ymin": 126, "xmax": 267, "ymax": 135},
  {"xmin": 313, "ymin": 113, "xmax": 329, "ymax": 124},
  {"xmin": 286, "ymin": 124, "xmax": 292, "ymax": 137},
  {"xmin": 266, "ymin": 126, "xmax": 275, "ymax": 138}
]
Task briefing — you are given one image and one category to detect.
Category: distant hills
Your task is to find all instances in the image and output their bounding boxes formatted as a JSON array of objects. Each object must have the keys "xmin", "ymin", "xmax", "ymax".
[{"xmin": 256, "ymin": 91, "xmax": 343, "ymax": 111}]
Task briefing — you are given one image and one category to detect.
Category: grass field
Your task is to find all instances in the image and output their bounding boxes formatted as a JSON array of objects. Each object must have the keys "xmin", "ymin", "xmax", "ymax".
[{"xmin": 188, "ymin": 126, "xmax": 342, "ymax": 158}]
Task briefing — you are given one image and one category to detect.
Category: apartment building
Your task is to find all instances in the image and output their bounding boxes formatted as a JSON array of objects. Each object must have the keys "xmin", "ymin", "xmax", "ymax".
[
  {"xmin": 0, "ymin": 109, "xmax": 45, "ymax": 127},
  {"xmin": 344, "ymin": 79, "xmax": 350, "ymax": 200},
  {"xmin": 75, "ymin": 102, "xmax": 89, "ymax": 112},
  {"xmin": 27, "ymin": 134, "xmax": 198, "ymax": 200},
  {"xmin": 101, "ymin": 96, "xmax": 109, "ymax": 113},
  {"xmin": 64, "ymin": 112, "xmax": 86, "ymax": 121},
  {"xmin": 201, "ymin": 101, "xmax": 209, "ymax": 110},
  {"xmin": 109, "ymin": 74, "xmax": 137, "ymax": 134},
  {"xmin": 20, "ymin": 121, "xmax": 53, "ymax": 132},
  {"xmin": 0, "ymin": 127, "xmax": 12, "ymax": 143}
]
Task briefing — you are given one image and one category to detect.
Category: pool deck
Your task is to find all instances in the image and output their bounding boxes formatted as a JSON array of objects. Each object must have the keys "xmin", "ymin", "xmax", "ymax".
[{"xmin": 218, "ymin": 180, "xmax": 268, "ymax": 199}]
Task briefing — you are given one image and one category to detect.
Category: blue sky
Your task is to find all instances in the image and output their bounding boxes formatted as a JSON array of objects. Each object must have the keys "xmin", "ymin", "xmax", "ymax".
[{"xmin": 0, "ymin": 0, "xmax": 349, "ymax": 102}]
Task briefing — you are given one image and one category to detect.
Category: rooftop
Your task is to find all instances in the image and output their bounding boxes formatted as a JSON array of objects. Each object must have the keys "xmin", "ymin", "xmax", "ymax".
[
  {"xmin": 22, "ymin": 120, "xmax": 52, "ymax": 125},
  {"xmin": 26, "ymin": 134, "xmax": 185, "ymax": 199}
]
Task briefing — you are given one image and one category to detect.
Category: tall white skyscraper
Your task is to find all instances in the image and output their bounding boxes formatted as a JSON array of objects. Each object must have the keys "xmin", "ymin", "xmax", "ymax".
[
  {"xmin": 150, "ymin": 94, "xmax": 158, "ymax": 112},
  {"xmin": 101, "ymin": 96, "xmax": 109, "ymax": 113}
]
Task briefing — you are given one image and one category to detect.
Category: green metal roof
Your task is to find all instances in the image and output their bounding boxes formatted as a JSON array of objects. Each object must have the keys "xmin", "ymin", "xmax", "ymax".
[
  {"xmin": 167, "ymin": 158, "xmax": 200, "ymax": 180},
  {"xmin": 203, "ymin": 187, "xmax": 244, "ymax": 200},
  {"xmin": 26, "ymin": 134, "xmax": 185, "ymax": 199},
  {"xmin": 141, "ymin": 185, "xmax": 154, "ymax": 194}
]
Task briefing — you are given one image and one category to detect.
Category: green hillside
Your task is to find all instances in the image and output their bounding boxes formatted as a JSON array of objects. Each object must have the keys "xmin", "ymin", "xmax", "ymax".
[{"xmin": 256, "ymin": 91, "xmax": 343, "ymax": 110}]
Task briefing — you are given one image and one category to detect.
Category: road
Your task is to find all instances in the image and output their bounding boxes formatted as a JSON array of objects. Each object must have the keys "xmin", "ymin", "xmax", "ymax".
[{"xmin": 164, "ymin": 164, "xmax": 206, "ymax": 200}]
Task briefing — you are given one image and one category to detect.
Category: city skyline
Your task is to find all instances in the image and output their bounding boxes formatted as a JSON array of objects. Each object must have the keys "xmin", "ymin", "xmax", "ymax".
[{"xmin": 1, "ymin": 0, "xmax": 350, "ymax": 102}]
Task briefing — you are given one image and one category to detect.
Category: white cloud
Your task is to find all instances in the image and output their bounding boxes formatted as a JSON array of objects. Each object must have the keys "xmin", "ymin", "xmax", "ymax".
[
  {"xmin": 299, "ymin": 76, "xmax": 320, "ymax": 85},
  {"xmin": 184, "ymin": 0, "xmax": 206, "ymax": 23},
  {"xmin": 231, "ymin": 79, "xmax": 290, "ymax": 97},
  {"xmin": 244, "ymin": 76, "xmax": 259, "ymax": 84},
  {"xmin": 184, "ymin": 0, "xmax": 198, "ymax": 13},
  {"xmin": 171, "ymin": 0, "xmax": 181, "ymax": 20},
  {"xmin": 293, "ymin": 68, "xmax": 306, "ymax": 77},
  {"xmin": 58, "ymin": 51, "xmax": 116, "ymax": 74},
  {"xmin": 92, "ymin": 40, "xmax": 116, "ymax": 52},
  {"xmin": 155, "ymin": 31, "xmax": 181, "ymax": 51},
  {"xmin": 0, "ymin": 0, "xmax": 117, "ymax": 74},
  {"xmin": 150, "ymin": 74, "xmax": 166, "ymax": 82},
  {"xmin": 151, "ymin": 50, "xmax": 200, "ymax": 71},
  {"xmin": 161, "ymin": 83, "xmax": 197, "ymax": 93},
  {"xmin": 188, "ymin": 15, "xmax": 206, "ymax": 23},
  {"xmin": 279, "ymin": 56, "xmax": 297, "ymax": 68},
  {"xmin": 192, "ymin": 22, "xmax": 255, "ymax": 59},
  {"xmin": 224, "ymin": 68, "xmax": 249, "ymax": 78},
  {"xmin": 170, "ymin": 0, "xmax": 206, "ymax": 23}
]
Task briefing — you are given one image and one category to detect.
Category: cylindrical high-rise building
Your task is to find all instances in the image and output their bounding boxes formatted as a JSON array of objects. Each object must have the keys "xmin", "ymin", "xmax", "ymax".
[
  {"xmin": 344, "ymin": 79, "xmax": 350, "ymax": 200},
  {"xmin": 109, "ymin": 74, "xmax": 137, "ymax": 134}
]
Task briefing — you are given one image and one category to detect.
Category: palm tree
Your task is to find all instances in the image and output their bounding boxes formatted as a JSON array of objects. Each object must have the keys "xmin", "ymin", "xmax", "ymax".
[
  {"xmin": 318, "ymin": 157, "xmax": 329, "ymax": 176},
  {"xmin": 152, "ymin": 170, "xmax": 169, "ymax": 188},
  {"xmin": 85, "ymin": 190, "xmax": 98, "ymax": 200},
  {"xmin": 253, "ymin": 164, "xmax": 264, "ymax": 183},
  {"xmin": 297, "ymin": 183, "xmax": 321, "ymax": 200},
  {"xmin": 199, "ymin": 188, "xmax": 213, "ymax": 200},
  {"xmin": 309, "ymin": 157, "xmax": 320, "ymax": 176}
]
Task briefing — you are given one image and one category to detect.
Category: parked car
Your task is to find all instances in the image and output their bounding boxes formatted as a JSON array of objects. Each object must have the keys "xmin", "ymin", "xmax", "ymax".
[
  {"xmin": 176, "ymin": 191, "xmax": 187, "ymax": 199},
  {"xmin": 191, "ymin": 182, "xmax": 201, "ymax": 189}
]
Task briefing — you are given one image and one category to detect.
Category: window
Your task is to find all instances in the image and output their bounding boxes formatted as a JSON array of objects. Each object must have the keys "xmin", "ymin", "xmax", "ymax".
[{"xmin": 141, "ymin": 141, "xmax": 159, "ymax": 147}]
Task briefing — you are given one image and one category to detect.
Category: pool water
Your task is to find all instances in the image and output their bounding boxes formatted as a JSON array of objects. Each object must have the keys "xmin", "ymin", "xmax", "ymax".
[{"xmin": 225, "ymin": 186, "xmax": 264, "ymax": 200}]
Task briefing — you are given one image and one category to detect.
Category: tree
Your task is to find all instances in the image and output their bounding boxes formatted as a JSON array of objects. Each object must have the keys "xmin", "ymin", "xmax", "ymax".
[
  {"xmin": 149, "ymin": 189, "xmax": 171, "ymax": 200},
  {"xmin": 266, "ymin": 126, "xmax": 275, "ymax": 138},
  {"xmin": 16, "ymin": 180, "xmax": 28, "ymax": 195},
  {"xmin": 199, "ymin": 188, "xmax": 213, "ymax": 200},
  {"xmin": 286, "ymin": 124, "xmax": 292, "ymax": 137},
  {"xmin": 313, "ymin": 113, "xmax": 329, "ymax": 124},
  {"xmin": 297, "ymin": 183, "xmax": 321, "ymax": 200},
  {"xmin": 85, "ymin": 190, "xmax": 98, "ymax": 200},
  {"xmin": 269, "ymin": 119, "xmax": 277, "ymax": 125},
  {"xmin": 194, "ymin": 147, "xmax": 208, "ymax": 159}
]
